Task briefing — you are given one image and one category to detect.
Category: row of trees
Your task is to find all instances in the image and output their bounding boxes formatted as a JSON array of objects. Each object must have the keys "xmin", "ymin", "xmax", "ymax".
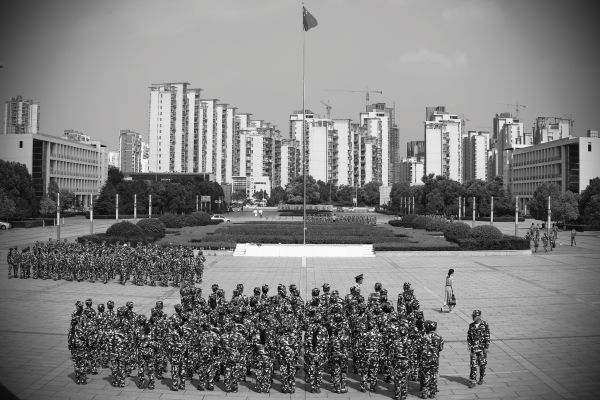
[
  {"xmin": 93, "ymin": 167, "xmax": 225, "ymax": 215},
  {"xmin": 1, "ymin": 159, "xmax": 599, "ymax": 225}
]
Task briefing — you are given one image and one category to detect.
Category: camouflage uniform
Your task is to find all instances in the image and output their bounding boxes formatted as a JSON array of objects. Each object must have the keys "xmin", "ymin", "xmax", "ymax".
[
  {"xmin": 391, "ymin": 324, "xmax": 409, "ymax": 400},
  {"xmin": 137, "ymin": 321, "xmax": 157, "ymax": 389},
  {"xmin": 167, "ymin": 315, "xmax": 185, "ymax": 391},
  {"xmin": 330, "ymin": 327, "xmax": 350, "ymax": 393},
  {"xmin": 304, "ymin": 314, "xmax": 329, "ymax": 393},
  {"xmin": 278, "ymin": 328, "xmax": 297, "ymax": 393},
  {"xmin": 221, "ymin": 323, "xmax": 245, "ymax": 392},
  {"xmin": 68, "ymin": 302, "xmax": 88, "ymax": 384},
  {"xmin": 420, "ymin": 321, "xmax": 444, "ymax": 399},
  {"xmin": 467, "ymin": 310, "xmax": 490, "ymax": 387},
  {"xmin": 360, "ymin": 323, "xmax": 381, "ymax": 392},
  {"xmin": 254, "ymin": 344, "xmax": 273, "ymax": 393},
  {"xmin": 196, "ymin": 324, "xmax": 219, "ymax": 390},
  {"xmin": 109, "ymin": 307, "xmax": 129, "ymax": 387}
]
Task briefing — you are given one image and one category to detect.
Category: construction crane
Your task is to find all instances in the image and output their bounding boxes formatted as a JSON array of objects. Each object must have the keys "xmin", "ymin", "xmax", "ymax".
[
  {"xmin": 325, "ymin": 87, "xmax": 383, "ymax": 108},
  {"xmin": 505, "ymin": 101, "xmax": 527, "ymax": 120},
  {"xmin": 320, "ymin": 100, "xmax": 332, "ymax": 119}
]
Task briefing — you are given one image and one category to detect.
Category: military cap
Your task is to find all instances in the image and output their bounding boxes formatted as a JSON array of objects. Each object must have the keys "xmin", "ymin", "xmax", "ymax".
[
  {"xmin": 107, "ymin": 300, "xmax": 114, "ymax": 307},
  {"xmin": 322, "ymin": 283, "xmax": 330, "ymax": 291},
  {"xmin": 174, "ymin": 304, "xmax": 182, "ymax": 312},
  {"xmin": 126, "ymin": 301, "xmax": 134, "ymax": 308},
  {"xmin": 75, "ymin": 300, "xmax": 83, "ymax": 308},
  {"xmin": 85, "ymin": 298, "xmax": 93, "ymax": 305},
  {"xmin": 253, "ymin": 287, "xmax": 261, "ymax": 295},
  {"xmin": 472, "ymin": 309, "xmax": 482, "ymax": 317},
  {"xmin": 403, "ymin": 282, "xmax": 411, "ymax": 291},
  {"xmin": 97, "ymin": 303, "xmax": 105, "ymax": 312},
  {"xmin": 155, "ymin": 300, "xmax": 163, "ymax": 308},
  {"xmin": 311, "ymin": 288, "xmax": 320, "ymax": 297},
  {"xmin": 355, "ymin": 274, "xmax": 364, "ymax": 282}
]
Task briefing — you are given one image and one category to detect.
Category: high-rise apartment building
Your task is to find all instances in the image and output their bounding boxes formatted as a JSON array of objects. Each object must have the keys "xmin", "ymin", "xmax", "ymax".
[
  {"xmin": 462, "ymin": 131, "xmax": 490, "ymax": 182},
  {"xmin": 533, "ymin": 117, "xmax": 573, "ymax": 145},
  {"xmin": 360, "ymin": 103, "xmax": 399, "ymax": 186},
  {"xmin": 407, "ymin": 140, "xmax": 425, "ymax": 160},
  {"xmin": 119, "ymin": 129, "xmax": 143, "ymax": 174},
  {"xmin": 398, "ymin": 157, "xmax": 425, "ymax": 185},
  {"xmin": 490, "ymin": 113, "xmax": 528, "ymax": 186},
  {"xmin": 3, "ymin": 96, "xmax": 39, "ymax": 134},
  {"xmin": 424, "ymin": 106, "xmax": 462, "ymax": 182}
]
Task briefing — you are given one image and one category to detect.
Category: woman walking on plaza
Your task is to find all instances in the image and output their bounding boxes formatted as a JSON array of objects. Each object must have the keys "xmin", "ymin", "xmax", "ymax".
[{"xmin": 442, "ymin": 268, "xmax": 455, "ymax": 313}]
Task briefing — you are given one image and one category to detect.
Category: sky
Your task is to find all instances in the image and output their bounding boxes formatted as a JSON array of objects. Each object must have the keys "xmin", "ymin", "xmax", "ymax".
[{"xmin": 1, "ymin": 0, "xmax": 598, "ymax": 155}]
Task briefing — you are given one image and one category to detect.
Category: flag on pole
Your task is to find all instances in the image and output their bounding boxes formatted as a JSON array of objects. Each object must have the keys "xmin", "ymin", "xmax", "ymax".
[{"xmin": 303, "ymin": 6, "xmax": 318, "ymax": 31}]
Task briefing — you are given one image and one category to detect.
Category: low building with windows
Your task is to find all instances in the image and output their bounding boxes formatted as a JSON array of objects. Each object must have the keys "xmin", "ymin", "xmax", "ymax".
[
  {"xmin": 0, "ymin": 132, "xmax": 108, "ymax": 207},
  {"xmin": 511, "ymin": 135, "xmax": 600, "ymax": 213}
]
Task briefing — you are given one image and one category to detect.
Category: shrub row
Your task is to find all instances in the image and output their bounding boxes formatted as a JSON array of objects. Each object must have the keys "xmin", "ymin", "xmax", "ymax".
[
  {"xmin": 77, "ymin": 234, "xmax": 153, "ymax": 246},
  {"xmin": 565, "ymin": 224, "xmax": 600, "ymax": 232},
  {"xmin": 279, "ymin": 210, "xmax": 332, "ymax": 216},
  {"xmin": 306, "ymin": 215, "xmax": 376, "ymax": 225},
  {"xmin": 457, "ymin": 236, "xmax": 530, "ymax": 250},
  {"xmin": 278, "ymin": 204, "xmax": 333, "ymax": 211},
  {"xmin": 86, "ymin": 214, "xmax": 151, "ymax": 219},
  {"xmin": 477, "ymin": 216, "xmax": 525, "ymax": 222},
  {"xmin": 186, "ymin": 241, "xmax": 236, "ymax": 250},
  {"xmin": 158, "ymin": 212, "xmax": 220, "ymax": 228},
  {"xmin": 374, "ymin": 243, "xmax": 459, "ymax": 251},
  {"xmin": 9, "ymin": 218, "xmax": 55, "ymax": 228}
]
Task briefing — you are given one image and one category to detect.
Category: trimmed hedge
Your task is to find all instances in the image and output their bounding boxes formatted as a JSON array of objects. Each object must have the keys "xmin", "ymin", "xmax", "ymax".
[
  {"xmin": 106, "ymin": 221, "xmax": 144, "ymax": 238},
  {"xmin": 136, "ymin": 218, "xmax": 166, "ymax": 240},
  {"xmin": 77, "ymin": 234, "xmax": 153, "ymax": 246},
  {"xmin": 477, "ymin": 216, "xmax": 525, "ymax": 222},
  {"xmin": 374, "ymin": 243, "xmax": 459, "ymax": 251},
  {"xmin": 457, "ymin": 236, "xmax": 530, "ymax": 250},
  {"xmin": 159, "ymin": 212, "xmax": 219, "ymax": 228},
  {"xmin": 565, "ymin": 224, "xmax": 600, "ymax": 232},
  {"xmin": 471, "ymin": 225, "xmax": 503, "ymax": 241},
  {"xmin": 9, "ymin": 218, "xmax": 55, "ymax": 228},
  {"xmin": 425, "ymin": 218, "xmax": 450, "ymax": 232},
  {"xmin": 444, "ymin": 222, "xmax": 472, "ymax": 242}
]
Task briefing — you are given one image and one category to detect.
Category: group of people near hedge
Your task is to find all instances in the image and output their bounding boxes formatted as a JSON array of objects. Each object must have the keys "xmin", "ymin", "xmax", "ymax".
[
  {"xmin": 6, "ymin": 241, "xmax": 205, "ymax": 286},
  {"xmin": 526, "ymin": 222, "xmax": 560, "ymax": 252},
  {"xmin": 67, "ymin": 274, "xmax": 490, "ymax": 399}
]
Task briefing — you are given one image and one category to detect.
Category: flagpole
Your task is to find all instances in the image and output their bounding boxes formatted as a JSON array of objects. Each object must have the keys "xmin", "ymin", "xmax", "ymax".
[{"xmin": 302, "ymin": 4, "xmax": 306, "ymax": 247}]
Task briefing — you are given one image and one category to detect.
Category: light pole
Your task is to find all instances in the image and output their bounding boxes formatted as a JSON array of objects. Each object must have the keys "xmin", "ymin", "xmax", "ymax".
[
  {"xmin": 56, "ymin": 191, "xmax": 61, "ymax": 241},
  {"xmin": 90, "ymin": 194, "xmax": 94, "ymax": 234},
  {"xmin": 490, "ymin": 196, "xmax": 494, "ymax": 225}
]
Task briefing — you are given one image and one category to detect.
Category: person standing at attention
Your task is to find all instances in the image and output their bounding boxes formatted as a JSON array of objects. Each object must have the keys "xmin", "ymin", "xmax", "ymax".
[
  {"xmin": 442, "ymin": 269, "xmax": 455, "ymax": 313},
  {"xmin": 467, "ymin": 310, "xmax": 490, "ymax": 388}
]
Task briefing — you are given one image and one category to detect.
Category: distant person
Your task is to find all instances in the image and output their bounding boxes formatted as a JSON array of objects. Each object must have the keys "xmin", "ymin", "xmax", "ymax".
[
  {"xmin": 441, "ymin": 268, "xmax": 455, "ymax": 313},
  {"xmin": 353, "ymin": 274, "xmax": 364, "ymax": 295},
  {"xmin": 259, "ymin": 209, "xmax": 263, "ymax": 218},
  {"xmin": 467, "ymin": 310, "xmax": 490, "ymax": 388},
  {"xmin": 571, "ymin": 228, "xmax": 577, "ymax": 246}
]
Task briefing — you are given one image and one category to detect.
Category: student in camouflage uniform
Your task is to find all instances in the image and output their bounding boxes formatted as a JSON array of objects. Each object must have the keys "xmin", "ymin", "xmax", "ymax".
[
  {"xmin": 278, "ymin": 321, "xmax": 297, "ymax": 393},
  {"xmin": 68, "ymin": 301, "xmax": 88, "ymax": 384},
  {"xmin": 167, "ymin": 307, "xmax": 186, "ymax": 391},
  {"xmin": 109, "ymin": 307, "xmax": 129, "ymax": 387},
  {"xmin": 360, "ymin": 322, "xmax": 381, "ymax": 392},
  {"xmin": 420, "ymin": 320, "xmax": 443, "ymax": 399},
  {"xmin": 196, "ymin": 322, "xmax": 219, "ymax": 390},
  {"xmin": 137, "ymin": 315, "xmax": 158, "ymax": 389},
  {"xmin": 391, "ymin": 320, "xmax": 409, "ymax": 400},
  {"xmin": 329, "ymin": 324, "xmax": 350, "ymax": 393},
  {"xmin": 7, "ymin": 247, "xmax": 17, "ymax": 279},
  {"xmin": 96, "ymin": 303, "xmax": 111, "ymax": 369},
  {"xmin": 304, "ymin": 310, "xmax": 328, "ymax": 393},
  {"xmin": 467, "ymin": 309, "xmax": 490, "ymax": 388},
  {"xmin": 254, "ymin": 344, "xmax": 273, "ymax": 393}
]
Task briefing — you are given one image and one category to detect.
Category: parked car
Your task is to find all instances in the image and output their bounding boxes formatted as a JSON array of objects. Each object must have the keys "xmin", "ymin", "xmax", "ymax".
[
  {"xmin": 210, "ymin": 214, "xmax": 231, "ymax": 223},
  {"xmin": 0, "ymin": 221, "xmax": 12, "ymax": 230}
]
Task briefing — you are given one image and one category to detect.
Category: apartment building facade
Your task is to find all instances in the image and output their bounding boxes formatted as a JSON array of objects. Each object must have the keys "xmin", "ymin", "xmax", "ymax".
[
  {"xmin": 424, "ymin": 106, "xmax": 462, "ymax": 182},
  {"xmin": 3, "ymin": 96, "xmax": 39, "ymax": 134}
]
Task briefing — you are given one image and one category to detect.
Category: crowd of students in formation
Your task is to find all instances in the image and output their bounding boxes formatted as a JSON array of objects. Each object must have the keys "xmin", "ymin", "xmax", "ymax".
[
  {"xmin": 6, "ymin": 241, "xmax": 205, "ymax": 286},
  {"xmin": 68, "ymin": 274, "xmax": 490, "ymax": 399}
]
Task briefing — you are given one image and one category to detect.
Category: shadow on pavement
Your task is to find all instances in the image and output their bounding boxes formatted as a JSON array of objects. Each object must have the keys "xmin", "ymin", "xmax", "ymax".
[{"xmin": 440, "ymin": 374, "xmax": 470, "ymax": 386}]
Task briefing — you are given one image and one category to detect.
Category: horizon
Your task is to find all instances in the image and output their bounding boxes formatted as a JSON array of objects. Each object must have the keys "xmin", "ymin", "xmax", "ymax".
[{"xmin": 1, "ymin": 0, "xmax": 598, "ymax": 154}]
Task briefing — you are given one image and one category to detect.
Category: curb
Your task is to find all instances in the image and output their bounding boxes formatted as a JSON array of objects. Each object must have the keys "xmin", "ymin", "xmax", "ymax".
[{"xmin": 377, "ymin": 249, "xmax": 532, "ymax": 256}]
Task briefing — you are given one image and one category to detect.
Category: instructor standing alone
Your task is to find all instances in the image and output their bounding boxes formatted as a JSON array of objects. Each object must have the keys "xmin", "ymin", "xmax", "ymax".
[{"xmin": 443, "ymin": 268, "xmax": 455, "ymax": 313}]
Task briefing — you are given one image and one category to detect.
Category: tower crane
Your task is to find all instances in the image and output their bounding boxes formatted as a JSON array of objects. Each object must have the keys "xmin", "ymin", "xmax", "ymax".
[
  {"xmin": 324, "ymin": 87, "xmax": 383, "ymax": 107},
  {"xmin": 320, "ymin": 100, "xmax": 332, "ymax": 119},
  {"xmin": 505, "ymin": 101, "xmax": 527, "ymax": 120}
]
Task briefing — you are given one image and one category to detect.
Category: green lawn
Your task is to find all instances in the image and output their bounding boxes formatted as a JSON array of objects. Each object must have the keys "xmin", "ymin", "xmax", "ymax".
[{"xmin": 158, "ymin": 221, "xmax": 458, "ymax": 251}]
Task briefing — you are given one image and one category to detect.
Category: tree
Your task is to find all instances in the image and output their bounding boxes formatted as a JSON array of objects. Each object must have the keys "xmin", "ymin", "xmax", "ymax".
[
  {"xmin": 528, "ymin": 183, "xmax": 561, "ymax": 220},
  {"xmin": 389, "ymin": 182, "xmax": 411, "ymax": 211},
  {"xmin": 425, "ymin": 189, "xmax": 445, "ymax": 214},
  {"xmin": 253, "ymin": 190, "xmax": 268, "ymax": 202},
  {"xmin": 361, "ymin": 181, "xmax": 381, "ymax": 206},
  {"xmin": 47, "ymin": 180, "xmax": 59, "ymax": 202},
  {"xmin": 0, "ymin": 160, "xmax": 38, "ymax": 218},
  {"xmin": 94, "ymin": 183, "xmax": 117, "ymax": 215},
  {"xmin": 268, "ymin": 186, "xmax": 286, "ymax": 206},
  {"xmin": 553, "ymin": 191, "xmax": 579, "ymax": 223},
  {"xmin": 335, "ymin": 185, "xmax": 354, "ymax": 206},
  {"xmin": 285, "ymin": 175, "xmax": 320, "ymax": 204},
  {"xmin": 58, "ymin": 189, "xmax": 76, "ymax": 211},
  {"xmin": 579, "ymin": 177, "xmax": 600, "ymax": 224},
  {"xmin": 231, "ymin": 191, "xmax": 246, "ymax": 203},
  {"xmin": 39, "ymin": 196, "xmax": 56, "ymax": 216},
  {"xmin": 0, "ymin": 187, "xmax": 17, "ymax": 219},
  {"xmin": 107, "ymin": 166, "xmax": 124, "ymax": 187}
]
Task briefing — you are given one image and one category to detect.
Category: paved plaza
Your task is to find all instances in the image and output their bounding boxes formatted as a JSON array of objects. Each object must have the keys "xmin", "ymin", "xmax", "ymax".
[{"xmin": 0, "ymin": 216, "xmax": 599, "ymax": 399}]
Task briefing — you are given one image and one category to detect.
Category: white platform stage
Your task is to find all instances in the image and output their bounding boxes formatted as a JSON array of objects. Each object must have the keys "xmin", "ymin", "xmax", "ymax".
[{"xmin": 233, "ymin": 243, "xmax": 375, "ymax": 257}]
